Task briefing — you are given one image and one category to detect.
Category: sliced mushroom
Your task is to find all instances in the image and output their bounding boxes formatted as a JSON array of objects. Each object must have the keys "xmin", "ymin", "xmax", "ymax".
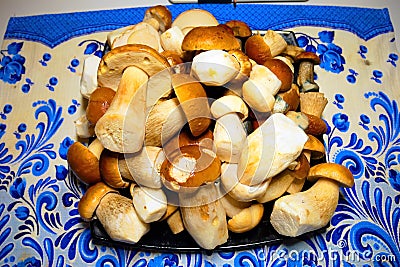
[
  {"xmin": 67, "ymin": 139, "xmax": 104, "ymax": 185},
  {"xmin": 126, "ymin": 22, "xmax": 163, "ymax": 52},
  {"xmin": 160, "ymin": 26, "xmax": 185, "ymax": 56},
  {"xmin": 131, "ymin": 186, "xmax": 168, "ymax": 223},
  {"xmin": 80, "ymin": 55, "xmax": 101, "ymax": 99},
  {"xmin": 263, "ymin": 58, "xmax": 294, "ymax": 92},
  {"xmin": 78, "ymin": 182, "xmax": 150, "ymax": 243},
  {"xmin": 179, "ymin": 184, "xmax": 228, "ymax": 250},
  {"xmin": 237, "ymin": 113, "xmax": 308, "ymax": 186},
  {"xmin": 270, "ymin": 162, "xmax": 354, "ymax": 237},
  {"xmin": 166, "ymin": 210, "xmax": 185, "ymax": 234},
  {"xmin": 172, "ymin": 9, "xmax": 219, "ymax": 35},
  {"xmin": 245, "ymin": 30, "xmax": 287, "ymax": 64}
]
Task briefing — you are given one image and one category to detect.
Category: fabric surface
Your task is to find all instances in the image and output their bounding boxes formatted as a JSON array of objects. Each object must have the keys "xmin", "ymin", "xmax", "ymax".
[{"xmin": 0, "ymin": 4, "xmax": 399, "ymax": 267}]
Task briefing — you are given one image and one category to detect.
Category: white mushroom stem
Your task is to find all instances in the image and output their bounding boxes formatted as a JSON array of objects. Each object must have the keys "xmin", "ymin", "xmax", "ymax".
[
  {"xmin": 95, "ymin": 66, "xmax": 148, "ymax": 153},
  {"xmin": 270, "ymin": 178, "xmax": 339, "ymax": 237},
  {"xmin": 256, "ymin": 170, "xmax": 296, "ymax": 203},
  {"xmin": 120, "ymin": 146, "xmax": 165, "ymax": 188},
  {"xmin": 95, "ymin": 193, "xmax": 150, "ymax": 243},
  {"xmin": 131, "ymin": 186, "xmax": 168, "ymax": 223},
  {"xmin": 210, "ymin": 95, "xmax": 249, "ymax": 121},
  {"xmin": 217, "ymin": 182, "xmax": 251, "ymax": 218},
  {"xmin": 179, "ymin": 184, "xmax": 228, "ymax": 250},
  {"xmin": 166, "ymin": 210, "xmax": 185, "ymax": 234},
  {"xmin": 237, "ymin": 113, "xmax": 308, "ymax": 186},
  {"xmin": 80, "ymin": 55, "xmax": 101, "ymax": 99},
  {"xmin": 213, "ymin": 113, "xmax": 247, "ymax": 163},
  {"xmin": 160, "ymin": 26, "xmax": 185, "ymax": 56},
  {"xmin": 74, "ymin": 115, "xmax": 95, "ymax": 138},
  {"xmin": 87, "ymin": 138, "xmax": 104, "ymax": 160}
]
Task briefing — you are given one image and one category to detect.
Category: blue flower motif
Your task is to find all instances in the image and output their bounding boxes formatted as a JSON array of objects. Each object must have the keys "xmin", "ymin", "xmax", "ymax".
[
  {"xmin": 387, "ymin": 53, "xmax": 398, "ymax": 67},
  {"xmin": 333, "ymin": 93, "xmax": 345, "ymax": 109},
  {"xmin": 318, "ymin": 30, "xmax": 334, "ymax": 43},
  {"xmin": 0, "ymin": 123, "xmax": 6, "ymax": 139},
  {"xmin": 15, "ymin": 206, "xmax": 29, "ymax": 220},
  {"xmin": 319, "ymin": 43, "xmax": 346, "ymax": 73},
  {"xmin": 9, "ymin": 177, "xmax": 26, "ymax": 199},
  {"xmin": 358, "ymin": 45, "xmax": 368, "ymax": 59},
  {"xmin": 148, "ymin": 253, "xmax": 180, "ymax": 267},
  {"xmin": 0, "ymin": 42, "xmax": 26, "ymax": 84},
  {"xmin": 388, "ymin": 169, "xmax": 400, "ymax": 192},
  {"xmin": 12, "ymin": 256, "xmax": 41, "ymax": 267},
  {"xmin": 332, "ymin": 113, "xmax": 350, "ymax": 132},
  {"xmin": 59, "ymin": 136, "xmax": 74, "ymax": 160},
  {"xmin": 359, "ymin": 114, "xmax": 370, "ymax": 130},
  {"xmin": 55, "ymin": 165, "xmax": 68, "ymax": 180}
]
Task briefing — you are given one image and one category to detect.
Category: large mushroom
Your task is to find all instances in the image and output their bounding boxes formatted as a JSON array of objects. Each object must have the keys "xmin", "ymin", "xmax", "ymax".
[
  {"xmin": 78, "ymin": 182, "xmax": 150, "ymax": 243},
  {"xmin": 270, "ymin": 162, "xmax": 354, "ymax": 237}
]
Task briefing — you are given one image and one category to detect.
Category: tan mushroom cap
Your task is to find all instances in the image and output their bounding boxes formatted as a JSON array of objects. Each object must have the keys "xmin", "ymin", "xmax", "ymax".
[
  {"xmin": 181, "ymin": 25, "xmax": 241, "ymax": 51},
  {"xmin": 99, "ymin": 149, "xmax": 130, "ymax": 189},
  {"xmin": 263, "ymin": 58, "xmax": 294, "ymax": 92},
  {"xmin": 78, "ymin": 181, "xmax": 118, "ymax": 221},
  {"xmin": 303, "ymin": 134, "xmax": 326, "ymax": 160},
  {"xmin": 245, "ymin": 34, "xmax": 272, "ymax": 64},
  {"xmin": 307, "ymin": 162, "xmax": 355, "ymax": 188},
  {"xmin": 172, "ymin": 8, "xmax": 219, "ymax": 32},
  {"xmin": 295, "ymin": 51, "xmax": 321, "ymax": 65},
  {"xmin": 67, "ymin": 142, "xmax": 101, "ymax": 185},
  {"xmin": 144, "ymin": 5, "xmax": 172, "ymax": 32},
  {"xmin": 97, "ymin": 44, "xmax": 170, "ymax": 90},
  {"xmin": 86, "ymin": 87, "xmax": 116, "ymax": 125},
  {"xmin": 171, "ymin": 73, "xmax": 211, "ymax": 137},
  {"xmin": 225, "ymin": 20, "xmax": 252, "ymax": 38}
]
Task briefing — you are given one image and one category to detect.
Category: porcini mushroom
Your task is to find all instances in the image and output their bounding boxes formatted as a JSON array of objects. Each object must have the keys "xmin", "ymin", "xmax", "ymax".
[
  {"xmin": 86, "ymin": 87, "xmax": 115, "ymax": 125},
  {"xmin": 295, "ymin": 51, "xmax": 321, "ymax": 93},
  {"xmin": 245, "ymin": 30, "xmax": 288, "ymax": 64},
  {"xmin": 78, "ymin": 182, "xmax": 150, "ymax": 243},
  {"xmin": 67, "ymin": 139, "xmax": 104, "ymax": 185},
  {"xmin": 99, "ymin": 149, "xmax": 131, "ymax": 189},
  {"xmin": 172, "ymin": 9, "xmax": 219, "ymax": 35},
  {"xmin": 80, "ymin": 55, "xmax": 101, "ymax": 99},
  {"xmin": 227, "ymin": 203, "xmax": 264, "ymax": 233},
  {"xmin": 270, "ymin": 162, "xmax": 354, "ymax": 237},
  {"xmin": 143, "ymin": 5, "xmax": 172, "ymax": 33},
  {"xmin": 131, "ymin": 186, "xmax": 168, "ymax": 223},
  {"xmin": 210, "ymin": 94, "xmax": 249, "ymax": 121}
]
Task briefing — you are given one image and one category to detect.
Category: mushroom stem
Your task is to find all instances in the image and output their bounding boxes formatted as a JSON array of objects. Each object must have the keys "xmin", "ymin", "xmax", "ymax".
[
  {"xmin": 270, "ymin": 178, "xmax": 339, "ymax": 237},
  {"xmin": 297, "ymin": 61, "xmax": 319, "ymax": 92}
]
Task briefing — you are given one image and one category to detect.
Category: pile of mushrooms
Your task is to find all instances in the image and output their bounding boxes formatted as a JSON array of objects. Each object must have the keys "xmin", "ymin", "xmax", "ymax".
[{"xmin": 67, "ymin": 5, "xmax": 355, "ymax": 250}]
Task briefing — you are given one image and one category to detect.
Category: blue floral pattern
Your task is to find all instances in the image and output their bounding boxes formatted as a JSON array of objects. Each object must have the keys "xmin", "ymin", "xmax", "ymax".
[{"xmin": 0, "ymin": 4, "xmax": 399, "ymax": 267}]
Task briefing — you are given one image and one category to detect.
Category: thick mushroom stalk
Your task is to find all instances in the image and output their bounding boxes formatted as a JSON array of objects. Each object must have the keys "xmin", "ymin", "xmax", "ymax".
[
  {"xmin": 270, "ymin": 163, "xmax": 354, "ymax": 237},
  {"xmin": 179, "ymin": 184, "xmax": 228, "ymax": 250},
  {"xmin": 95, "ymin": 65, "xmax": 148, "ymax": 153},
  {"xmin": 295, "ymin": 52, "xmax": 321, "ymax": 93}
]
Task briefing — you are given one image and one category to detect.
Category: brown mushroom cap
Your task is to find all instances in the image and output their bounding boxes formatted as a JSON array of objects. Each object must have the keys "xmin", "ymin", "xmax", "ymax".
[
  {"xmin": 99, "ymin": 149, "xmax": 130, "ymax": 188},
  {"xmin": 67, "ymin": 142, "xmax": 101, "ymax": 185},
  {"xmin": 181, "ymin": 25, "xmax": 241, "ymax": 51},
  {"xmin": 303, "ymin": 134, "xmax": 326, "ymax": 160},
  {"xmin": 244, "ymin": 34, "xmax": 272, "ymax": 64},
  {"xmin": 263, "ymin": 58, "xmax": 294, "ymax": 92},
  {"xmin": 86, "ymin": 87, "xmax": 116, "ymax": 125},
  {"xmin": 144, "ymin": 5, "xmax": 172, "ymax": 31},
  {"xmin": 171, "ymin": 73, "xmax": 211, "ymax": 137},
  {"xmin": 160, "ymin": 144, "xmax": 221, "ymax": 191},
  {"xmin": 307, "ymin": 162, "xmax": 355, "ymax": 188},
  {"xmin": 225, "ymin": 20, "xmax": 252, "ymax": 38},
  {"xmin": 295, "ymin": 51, "xmax": 321, "ymax": 65},
  {"xmin": 78, "ymin": 181, "xmax": 118, "ymax": 221},
  {"xmin": 97, "ymin": 44, "xmax": 170, "ymax": 90},
  {"xmin": 304, "ymin": 113, "xmax": 328, "ymax": 136}
]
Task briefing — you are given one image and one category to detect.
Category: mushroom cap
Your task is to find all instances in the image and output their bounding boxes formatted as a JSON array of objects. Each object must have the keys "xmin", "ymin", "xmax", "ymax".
[
  {"xmin": 99, "ymin": 149, "xmax": 130, "ymax": 188},
  {"xmin": 172, "ymin": 8, "xmax": 219, "ymax": 32},
  {"xmin": 160, "ymin": 50, "xmax": 184, "ymax": 66},
  {"xmin": 97, "ymin": 44, "xmax": 170, "ymax": 90},
  {"xmin": 225, "ymin": 20, "xmax": 252, "ymax": 38},
  {"xmin": 304, "ymin": 113, "xmax": 328, "ymax": 136},
  {"xmin": 182, "ymin": 25, "xmax": 241, "ymax": 51},
  {"xmin": 263, "ymin": 58, "xmax": 294, "ymax": 92},
  {"xmin": 303, "ymin": 134, "xmax": 325, "ymax": 160},
  {"xmin": 144, "ymin": 5, "xmax": 172, "ymax": 31},
  {"xmin": 160, "ymin": 144, "xmax": 221, "ymax": 192},
  {"xmin": 171, "ymin": 73, "xmax": 211, "ymax": 136},
  {"xmin": 67, "ymin": 142, "xmax": 101, "ymax": 185},
  {"xmin": 244, "ymin": 34, "xmax": 272, "ymax": 64},
  {"xmin": 295, "ymin": 51, "xmax": 321, "ymax": 65},
  {"xmin": 86, "ymin": 87, "xmax": 116, "ymax": 125},
  {"xmin": 78, "ymin": 181, "xmax": 118, "ymax": 221},
  {"xmin": 307, "ymin": 162, "xmax": 354, "ymax": 188}
]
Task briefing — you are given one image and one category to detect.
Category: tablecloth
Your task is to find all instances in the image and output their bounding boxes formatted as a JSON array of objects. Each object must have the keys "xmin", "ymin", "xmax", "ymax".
[{"xmin": 0, "ymin": 4, "xmax": 399, "ymax": 267}]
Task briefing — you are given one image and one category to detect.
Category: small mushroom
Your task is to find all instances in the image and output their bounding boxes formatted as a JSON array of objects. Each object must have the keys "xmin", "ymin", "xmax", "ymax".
[
  {"xmin": 295, "ymin": 51, "xmax": 321, "ymax": 93},
  {"xmin": 86, "ymin": 87, "xmax": 115, "ymax": 125},
  {"xmin": 143, "ymin": 5, "xmax": 172, "ymax": 33},
  {"xmin": 245, "ymin": 30, "xmax": 288, "ymax": 64},
  {"xmin": 171, "ymin": 9, "xmax": 219, "ymax": 35},
  {"xmin": 99, "ymin": 149, "xmax": 131, "ymax": 189},
  {"xmin": 273, "ymin": 83, "xmax": 300, "ymax": 114},
  {"xmin": 256, "ymin": 169, "xmax": 296, "ymax": 203},
  {"xmin": 263, "ymin": 58, "xmax": 294, "ymax": 92},
  {"xmin": 67, "ymin": 139, "xmax": 104, "ymax": 185},
  {"xmin": 270, "ymin": 162, "xmax": 354, "ymax": 237},
  {"xmin": 299, "ymin": 92, "xmax": 328, "ymax": 118},
  {"xmin": 237, "ymin": 113, "xmax": 308, "ymax": 186},
  {"xmin": 303, "ymin": 134, "xmax": 326, "ymax": 161},
  {"xmin": 166, "ymin": 209, "xmax": 185, "ymax": 234},
  {"xmin": 286, "ymin": 111, "xmax": 327, "ymax": 136},
  {"xmin": 225, "ymin": 20, "xmax": 252, "ymax": 39},
  {"xmin": 160, "ymin": 26, "xmax": 185, "ymax": 57},
  {"xmin": 131, "ymin": 186, "xmax": 168, "ymax": 223},
  {"xmin": 217, "ymin": 182, "xmax": 251, "ymax": 218},
  {"xmin": 78, "ymin": 182, "xmax": 150, "ymax": 243},
  {"xmin": 179, "ymin": 184, "xmax": 228, "ymax": 250},
  {"xmin": 227, "ymin": 203, "xmax": 264, "ymax": 233}
]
